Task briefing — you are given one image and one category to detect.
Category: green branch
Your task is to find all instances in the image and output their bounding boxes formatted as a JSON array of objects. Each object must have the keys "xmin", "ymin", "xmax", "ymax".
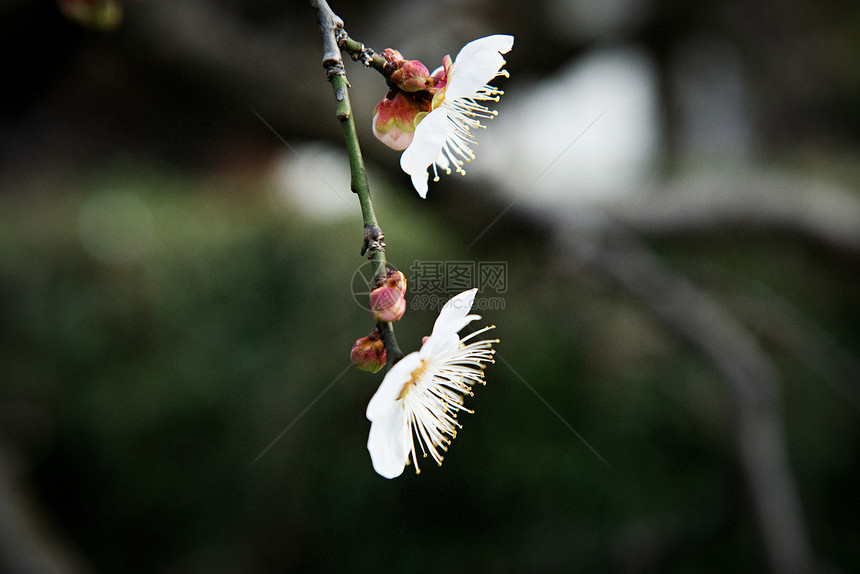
[
  {"xmin": 338, "ymin": 35, "xmax": 387, "ymax": 75},
  {"xmin": 310, "ymin": 0, "xmax": 403, "ymax": 365}
]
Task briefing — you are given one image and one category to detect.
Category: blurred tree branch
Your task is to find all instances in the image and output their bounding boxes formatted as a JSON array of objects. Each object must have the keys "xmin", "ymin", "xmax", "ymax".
[
  {"xmin": 608, "ymin": 170, "xmax": 860, "ymax": 255},
  {"xmin": 0, "ymin": 446, "xmax": 92, "ymax": 574},
  {"xmin": 707, "ymin": 273, "xmax": 860, "ymax": 411},
  {"xmin": 124, "ymin": 0, "xmax": 329, "ymax": 138},
  {"xmin": 557, "ymin": 213, "xmax": 817, "ymax": 574}
]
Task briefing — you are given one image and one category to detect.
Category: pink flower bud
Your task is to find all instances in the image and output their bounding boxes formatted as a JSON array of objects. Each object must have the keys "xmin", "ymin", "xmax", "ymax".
[
  {"xmin": 382, "ymin": 49, "xmax": 433, "ymax": 92},
  {"xmin": 369, "ymin": 269, "xmax": 407, "ymax": 322},
  {"xmin": 372, "ymin": 91, "xmax": 424, "ymax": 151},
  {"xmin": 390, "ymin": 60, "xmax": 432, "ymax": 92},
  {"xmin": 370, "ymin": 286, "xmax": 406, "ymax": 322},
  {"xmin": 350, "ymin": 329, "xmax": 387, "ymax": 373},
  {"xmin": 373, "ymin": 48, "xmax": 447, "ymax": 151},
  {"xmin": 381, "ymin": 48, "xmax": 404, "ymax": 63}
]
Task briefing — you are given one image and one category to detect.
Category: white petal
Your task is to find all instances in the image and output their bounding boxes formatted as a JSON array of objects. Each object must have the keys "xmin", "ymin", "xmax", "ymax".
[
  {"xmin": 433, "ymin": 149, "xmax": 450, "ymax": 172},
  {"xmin": 455, "ymin": 34, "xmax": 514, "ymax": 63},
  {"xmin": 411, "ymin": 173, "xmax": 429, "ymax": 199},
  {"xmin": 400, "ymin": 108, "xmax": 449, "ymax": 197},
  {"xmin": 366, "ymin": 352, "xmax": 422, "ymax": 421},
  {"xmin": 367, "ymin": 406, "xmax": 409, "ymax": 478},
  {"xmin": 366, "ymin": 353, "xmax": 422, "ymax": 478},
  {"xmin": 420, "ymin": 289, "xmax": 481, "ymax": 357},
  {"xmin": 433, "ymin": 288, "xmax": 479, "ymax": 335},
  {"xmin": 420, "ymin": 331, "xmax": 460, "ymax": 359},
  {"xmin": 446, "ymin": 35, "xmax": 514, "ymax": 101}
]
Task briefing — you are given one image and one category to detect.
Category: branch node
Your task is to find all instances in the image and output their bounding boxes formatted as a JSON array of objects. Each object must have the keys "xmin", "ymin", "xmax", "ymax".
[
  {"xmin": 338, "ymin": 33, "xmax": 387, "ymax": 74},
  {"xmin": 324, "ymin": 61, "xmax": 345, "ymax": 80},
  {"xmin": 311, "ymin": 0, "xmax": 345, "ymax": 79},
  {"xmin": 362, "ymin": 224, "xmax": 386, "ymax": 257}
]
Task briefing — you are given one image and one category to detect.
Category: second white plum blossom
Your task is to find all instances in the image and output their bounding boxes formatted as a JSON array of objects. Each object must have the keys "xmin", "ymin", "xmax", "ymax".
[{"xmin": 365, "ymin": 288, "xmax": 498, "ymax": 478}]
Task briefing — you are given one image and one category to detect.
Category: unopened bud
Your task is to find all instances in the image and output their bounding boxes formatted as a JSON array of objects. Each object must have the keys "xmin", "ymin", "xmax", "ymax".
[
  {"xmin": 350, "ymin": 329, "xmax": 386, "ymax": 373},
  {"xmin": 370, "ymin": 285, "xmax": 406, "ymax": 322},
  {"xmin": 382, "ymin": 48, "xmax": 432, "ymax": 92},
  {"xmin": 372, "ymin": 91, "xmax": 422, "ymax": 151},
  {"xmin": 369, "ymin": 269, "xmax": 407, "ymax": 321},
  {"xmin": 390, "ymin": 60, "xmax": 432, "ymax": 92}
]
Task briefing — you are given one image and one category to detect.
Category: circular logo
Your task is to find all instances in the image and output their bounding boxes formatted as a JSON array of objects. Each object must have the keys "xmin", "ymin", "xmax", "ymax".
[{"xmin": 349, "ymin": 260, "xmax": 401, "ymax": 311}]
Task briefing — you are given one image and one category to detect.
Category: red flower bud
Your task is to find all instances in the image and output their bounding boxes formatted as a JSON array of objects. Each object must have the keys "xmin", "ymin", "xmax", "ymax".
[{"xmin": 350, "ymin": 329, "xmax": 387, "ymax": 373}]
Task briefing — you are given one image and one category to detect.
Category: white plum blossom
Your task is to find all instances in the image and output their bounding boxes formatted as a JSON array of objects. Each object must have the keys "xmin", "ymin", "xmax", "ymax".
[
  {"xmin": 399, "ymin": 34, "xmax": 514, "ymax": 198},
  {"xmin": 365, "ymin": 288, "xmax": 497, "ymax": 478}
]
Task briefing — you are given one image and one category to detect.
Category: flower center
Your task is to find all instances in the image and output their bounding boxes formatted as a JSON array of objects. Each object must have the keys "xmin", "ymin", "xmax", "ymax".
[{"xmin": 397, "ymin": 359, "xmax": 428, "ymax": 400}]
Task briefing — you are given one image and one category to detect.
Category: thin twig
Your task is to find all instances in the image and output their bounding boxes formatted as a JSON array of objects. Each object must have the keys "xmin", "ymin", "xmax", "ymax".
[
  {"xmin": 309, "ymin": 0, "xmax": 343, "ymax": 74},
  {"xmin": 339, "ymin": 35, "xmax": 387, "ymax": 75},
  {"xmin": 309, "ymin": 0, "xmax": 403, "ymax": 365}
]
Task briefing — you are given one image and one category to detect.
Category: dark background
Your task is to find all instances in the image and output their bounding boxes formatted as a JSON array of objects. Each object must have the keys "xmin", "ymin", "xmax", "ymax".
[{"xmin": 1, "ymin": 1, "xmax": 858, "ymax": 572}]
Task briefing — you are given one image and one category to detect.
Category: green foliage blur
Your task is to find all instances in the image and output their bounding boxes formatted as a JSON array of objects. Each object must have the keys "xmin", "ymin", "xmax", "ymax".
[
  {"xmin": 2, "ymin": 0, "xmax": 860, "ymax": 572},
  {"xmin": 1, "ymin": 160, "xmax": 858, "ymax": 573}
]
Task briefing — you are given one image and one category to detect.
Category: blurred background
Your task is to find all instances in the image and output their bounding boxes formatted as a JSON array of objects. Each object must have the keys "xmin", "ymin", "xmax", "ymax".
[{"xmin": 1, "ymin": 0, "xmax": 859, "ymax": 572}]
